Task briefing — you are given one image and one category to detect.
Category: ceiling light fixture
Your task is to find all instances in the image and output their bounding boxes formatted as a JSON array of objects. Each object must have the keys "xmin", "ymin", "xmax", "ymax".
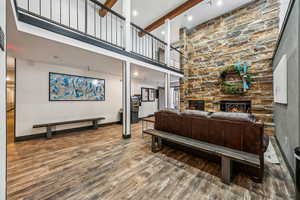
[
  {"xmin": 217, "ymin": 0, "xmax": 222, "ymax": 6},
  {"xmin": 133, "ymin": 71, "xmax": 139, "ymax": 77},
  {"xmin": 187, "ymin": 15, "xmax": 193, "ymax": 21},
  {"xmin": 132, "ymin": 10, "xmax": 139, "ymax": 17},
  {"xmin": 161, "ymin": 31, "xmax": 166, "ymax": 35}
]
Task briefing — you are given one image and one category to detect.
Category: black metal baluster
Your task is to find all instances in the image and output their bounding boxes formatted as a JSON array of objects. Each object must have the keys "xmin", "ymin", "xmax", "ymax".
[
  {"xmin": 100, "ymin": 11, "xmax": 102, "ymax": 39},
  {"xmin": 140, "ymin": 33, "xmax": 142, "ymax": 54},
  {"xmin": 142, "ymin": 35, "xmax": 144, "ymax": 55},
  {"xmin": 135, "ymin": 29, "xmax": 137, "ymax": 53},
  {"xmin": 120, "ymin": 19, "xmax": 124, "ymax": 48},
  {"xmin": 69, "ymin": 0, "xmax": 71, "ymax": 27},
  {"xmin": 106, "ymin": 13, "xmax": 108, "ymax": 41},
  {"xmin": 50, "ymin": 0, "xmax": 52, "ymax": 20},
  {"xmin": 39, "ymin": 0, "xmax": 41, "ymax": 15},
  {"xmin": 116, "ymin": 16, "xmax": 118, "ymax": 46},
  {"xmin": 85, "ymin": 0, "xmax": 88, "ymax": 34},
  {"xmin": 138, "ymin": 31, "xmax": 140, "ymax": 54},
  {"xmin": 77, "ymin": 0, "xmax": 78, "ymax": 30},
  {"xmin": 60, "ymin": 0, "xmax": 62, "ymax": 23},
  {"xmin": 94, "ymin": 3, "xmax": 96, "ymax": 36},
  {"xmin": 111, "ymin": 13, "xmax": 113, "ymax": 44},
  {"xmin": 145, "ymin": 36, "xmax": 147, "ymax": 57},
  {"xmin": 147, "ymin": 36, "xmax": 149, "ymax": 57},
  {"xmin": 131, "ymin": 26, "xmax": 133, "ymax": 52},
  {"xmin": 27, "ymin": 0, "xmax": 29, "ymax": 11},
  {"xmin": 155, "ymin": 40, "xmax": 158, "ymax": 61},
  {"xmin": 152, "ymin": 37, "xmax": 154, "ymax": 60},
  {"xmin": 136, "ymin": 29, "xmax": 138, "ymax": 53},
  {"xmin": 147, "ymin": 36, "xmax": 148, "ymax": 56}
]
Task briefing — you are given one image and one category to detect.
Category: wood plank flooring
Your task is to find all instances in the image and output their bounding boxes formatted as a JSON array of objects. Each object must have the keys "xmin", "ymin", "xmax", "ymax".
[
  {"xmin": 7, "ymin": 122, "xmax": 295, "ymax": 200},
  {"xmin": 7, "ymin": 110, "xmax": 14, "ymax": 144}
]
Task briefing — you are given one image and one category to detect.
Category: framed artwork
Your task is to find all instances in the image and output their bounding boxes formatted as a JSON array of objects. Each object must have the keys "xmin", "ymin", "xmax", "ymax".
[
  {"xmin": 49, "ymin": 72, "xmax": 105, "ymax": 101},
  {"xmin": 274, "ymin": 55, "xmax": 287, "ymax": 104},
  {"xmin": 148, "ymin": 88, "xmax": 155, "ymax": 102},
  {"xmin": 141, "ymin": 88, "xmax": 149, "ymax": 102}
]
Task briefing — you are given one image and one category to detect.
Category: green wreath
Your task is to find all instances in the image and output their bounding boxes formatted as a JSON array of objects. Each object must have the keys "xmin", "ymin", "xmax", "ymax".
[{"xmin": 219, "ymin": 64, "xmax": 252, "ymax": 95}]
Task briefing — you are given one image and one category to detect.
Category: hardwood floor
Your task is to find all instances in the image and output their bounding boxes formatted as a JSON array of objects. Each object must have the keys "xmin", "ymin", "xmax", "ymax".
[
  {"xmin": 7, "ymin": 123, "xmax": 295, "ymax": 200},
  {"xmin": 7, "ymin": 110, "xmax": 15, "ymax": 144}
]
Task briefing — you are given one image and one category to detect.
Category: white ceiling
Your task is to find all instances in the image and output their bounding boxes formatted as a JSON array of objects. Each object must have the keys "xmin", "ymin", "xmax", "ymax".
[
  {"xmin": 7, "ymin": 28, "xmax": 170, "ymax": 84},
  {"xmin": 100, "ymin": 0, "xmax": 254, "ymax": 42}
]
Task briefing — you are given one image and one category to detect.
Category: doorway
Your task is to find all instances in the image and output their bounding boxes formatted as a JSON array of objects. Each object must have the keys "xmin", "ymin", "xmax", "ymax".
[
  {"xmin": 158, "ymin": 86, "xmax": 180, "ymax": 111},
  {"xmin": 6, "ymin": 56, "xmax": 15, "ymax": 144}
]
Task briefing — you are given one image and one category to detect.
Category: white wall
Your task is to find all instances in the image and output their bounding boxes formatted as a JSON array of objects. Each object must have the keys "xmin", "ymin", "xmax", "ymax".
[
  {"xmin": 16, "ymin": 59, "xmax": 158, "ymax": 137},
  {"xmin": 0, "ymin": 0, "xmax": 6, "ymax": 198},
  {"xmin": 279, "ymin": 0, "xmax": 291, "ymax": 30}
]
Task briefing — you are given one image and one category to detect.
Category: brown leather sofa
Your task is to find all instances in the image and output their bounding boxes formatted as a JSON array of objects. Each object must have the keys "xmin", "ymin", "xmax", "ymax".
[{"xmin": 154, "ymin": 109, "xmax": 269, "ymax": 182}]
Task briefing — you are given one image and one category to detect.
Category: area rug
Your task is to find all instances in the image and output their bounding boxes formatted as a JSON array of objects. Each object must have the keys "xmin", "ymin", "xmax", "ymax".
[{"xmin": 264, "ymin": 142, "xmax": 280, "ymax": 164}]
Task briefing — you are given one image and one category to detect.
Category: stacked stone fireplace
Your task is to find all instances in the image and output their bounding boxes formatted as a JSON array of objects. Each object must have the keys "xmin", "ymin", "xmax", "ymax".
[
  {"xmin": 188, "ymin": 100, "xmax": 251, "ymax": 113},
  {"xmin": 220, "ymin": 101, "xmax": 251, "ymax": 113},
  {"xmin": 188, "ymin": 100, "xmax": 205, "ymax": 111},
  {"xmin": 180, "ymin": 0, "xmax": 279, "ymax": 135}
]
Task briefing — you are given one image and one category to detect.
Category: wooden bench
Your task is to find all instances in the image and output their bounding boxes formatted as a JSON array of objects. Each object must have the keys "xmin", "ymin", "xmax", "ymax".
[
  {"xmin": 143, "ymin": 129, "xmax": 260, "ymax": 184},
  {"xmin": 33, "ymin": 117, "xmax": 105, "ymax": 139}
]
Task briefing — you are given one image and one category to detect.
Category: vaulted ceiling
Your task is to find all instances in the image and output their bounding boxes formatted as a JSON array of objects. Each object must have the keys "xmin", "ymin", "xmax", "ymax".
[{"xmin": 99, "ymin": 0, "xmax": 254, "ymax": 42}]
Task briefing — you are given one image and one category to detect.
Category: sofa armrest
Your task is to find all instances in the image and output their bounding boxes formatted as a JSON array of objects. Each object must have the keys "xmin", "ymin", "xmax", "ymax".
[
  {"xmin": 263, "ymin": 134, "xmax": 269, "ymax": 153},
  {"xmin": 254, "ymin": 121, "xmax": 269, "ymax": 153}
]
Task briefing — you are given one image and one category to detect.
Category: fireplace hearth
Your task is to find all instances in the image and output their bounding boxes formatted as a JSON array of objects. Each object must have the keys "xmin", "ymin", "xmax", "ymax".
[
  {"xmin": 220, "ymin": 101, "xmax": 251, "ymax": 113},
  {"xmin": 188, "ymin": 100, "xmax": 205, "ymax": 111}
]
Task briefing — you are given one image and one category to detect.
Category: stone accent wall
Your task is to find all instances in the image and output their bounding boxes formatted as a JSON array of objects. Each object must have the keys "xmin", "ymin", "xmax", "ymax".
[{"xmin": 180, "ymin": 0, "xmax": 280, "ymax": 135}]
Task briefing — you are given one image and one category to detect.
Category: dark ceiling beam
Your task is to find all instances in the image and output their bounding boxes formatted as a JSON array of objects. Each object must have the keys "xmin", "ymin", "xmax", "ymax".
[
  {"xmin": 99, "ymin": 0, "xmax": 118, "ymax": 17},
  {"xmin": 140, "ymin": 0, "xmax": 205, "ymax": 36}
]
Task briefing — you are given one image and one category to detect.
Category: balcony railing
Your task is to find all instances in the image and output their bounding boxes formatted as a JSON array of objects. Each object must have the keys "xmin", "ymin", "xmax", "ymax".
[
  {"xmin": 14, "ymin": 0, "xmax": 183, "ymax": 72},
  {"xmin": 16, "ymin": 0, "xmax": 125, "ymax": 49},
  {"xmin": 170, "ymin": 47, "xmax": 182, "ymax": 70},
  {"xmin": 131, "ymin": 23, "xmax": 167, "ymax": 66}
]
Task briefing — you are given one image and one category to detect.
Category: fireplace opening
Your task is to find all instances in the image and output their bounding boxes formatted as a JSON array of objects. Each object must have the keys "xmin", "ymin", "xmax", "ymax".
[
  {"xmin": 220, "ymin": 101, "xmax": 251, "ymax": 113},
  {"xmin": 188, "ymin": 100, "xmax": 205, "ymax": 111}
]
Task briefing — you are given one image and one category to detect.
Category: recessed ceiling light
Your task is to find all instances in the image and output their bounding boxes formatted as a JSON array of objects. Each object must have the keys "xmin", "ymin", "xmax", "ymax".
[
  {"xmin": 161, "ymin": 31, "xmax": 166, "ymax": 35},
  {"xmin": 132, "ymin": 10, "xmax": 139, "ymax": 17},
  {"xmin": 133, "ymin": 71, "xmax": 139, "ymax": 77},
  {"xmin": 217, "ymin": 0, "xmax": 222, "ymax": 6},
  {"xmin": 187, "ymin": 15, "xmax": 193, "ymax": 21}
]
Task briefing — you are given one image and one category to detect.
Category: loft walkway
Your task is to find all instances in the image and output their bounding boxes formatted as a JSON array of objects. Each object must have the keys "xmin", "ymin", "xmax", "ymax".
[{"xmin": 12, "ymin": 0, "xmax": 183, "ymax": 73}]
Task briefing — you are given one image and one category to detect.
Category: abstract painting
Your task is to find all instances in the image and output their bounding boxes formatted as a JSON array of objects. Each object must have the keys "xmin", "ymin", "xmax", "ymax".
[{"xmin": 49, "ymin": 72, "xmax": 105, "ymax": 101}]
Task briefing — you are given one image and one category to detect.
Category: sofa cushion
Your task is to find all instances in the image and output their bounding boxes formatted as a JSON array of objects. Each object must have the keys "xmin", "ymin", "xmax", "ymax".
[
  {"xmin": 181, "ymin": 110, "xmax": 211, "ymax": 118},
  {"xmin": 158, "ymin": 108, "xmax": 180, "ymax": 115},
  {"xmin": 154, "ymin": 109, "xmax": 183, "ymax": 136},
  {"xmin": 210, "ymin": 112, "xmax": 255, "ymax": 122}
]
